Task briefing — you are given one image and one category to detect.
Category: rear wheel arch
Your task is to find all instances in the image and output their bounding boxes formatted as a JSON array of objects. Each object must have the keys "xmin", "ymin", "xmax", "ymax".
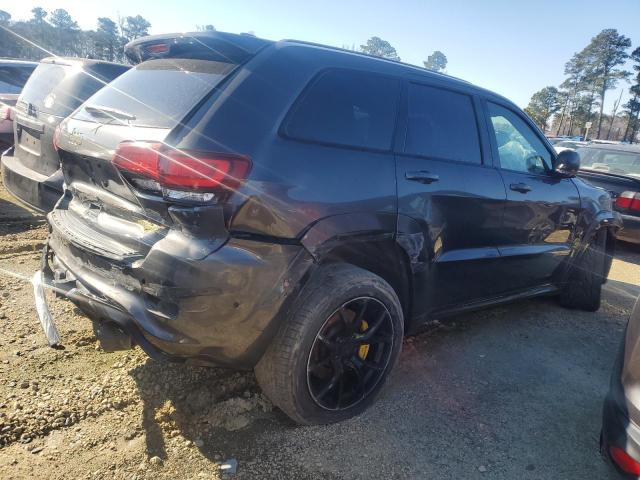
[{"xmin": 316, "ymin": 240, "xmax": 412, "ymax": 326}]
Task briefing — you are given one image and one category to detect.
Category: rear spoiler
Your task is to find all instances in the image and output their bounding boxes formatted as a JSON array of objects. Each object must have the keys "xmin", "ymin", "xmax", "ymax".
[{"xmin": 124, "ymin": 31, "xmax": 273, "ymax": 65}]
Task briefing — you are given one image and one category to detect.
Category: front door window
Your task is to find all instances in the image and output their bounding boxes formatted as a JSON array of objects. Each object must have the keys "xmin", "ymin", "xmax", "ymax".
[{"xmin": 487, "ymin": 102, "xmax": 551, "ymax": 174}]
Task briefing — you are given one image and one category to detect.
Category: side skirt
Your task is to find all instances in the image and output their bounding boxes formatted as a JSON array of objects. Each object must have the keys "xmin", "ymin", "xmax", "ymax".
[{"xmin": 427, "ymin": 283, "xmax": 560, "ymax": 321}]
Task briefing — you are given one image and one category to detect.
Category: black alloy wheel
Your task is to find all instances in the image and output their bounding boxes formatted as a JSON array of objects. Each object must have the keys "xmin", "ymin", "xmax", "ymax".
[{"xmin": 306, "ymin": 296, "xmax": 395, "ymax": 411}]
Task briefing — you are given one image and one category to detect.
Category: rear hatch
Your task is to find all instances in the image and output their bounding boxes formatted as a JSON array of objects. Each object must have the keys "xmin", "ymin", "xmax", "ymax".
[
  {"xmin": 53, "ymin": 32, "xmax": 271, "ymax": 262},
  {"xmin": 12, "ymin": 58, "xmax": 129, "ymax": 177}
]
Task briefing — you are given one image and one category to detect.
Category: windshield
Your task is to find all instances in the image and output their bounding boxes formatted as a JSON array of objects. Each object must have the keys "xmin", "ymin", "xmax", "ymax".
[
  {"xmin": 18, "ymin": 62, "xmax": 124, "ymax": 117},
  {"xmin": 577, "ymin": 147, "xmax": 640, "ymax": 177},
  {"xmin": 73, "ymin": 59, "xmax": 235, "ymax": 128}
]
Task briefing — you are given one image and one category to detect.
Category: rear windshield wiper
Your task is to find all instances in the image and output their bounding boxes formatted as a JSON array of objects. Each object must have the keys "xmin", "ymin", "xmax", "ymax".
[{"xmin": 84, "ymin": 105, "xmax": 136, "ymax": 121}]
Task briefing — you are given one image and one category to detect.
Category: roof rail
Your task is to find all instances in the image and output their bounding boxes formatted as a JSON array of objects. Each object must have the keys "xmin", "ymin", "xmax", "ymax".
[{"xmin": 280, "ymin": 38, "xmax": 471, "ymax": 84}]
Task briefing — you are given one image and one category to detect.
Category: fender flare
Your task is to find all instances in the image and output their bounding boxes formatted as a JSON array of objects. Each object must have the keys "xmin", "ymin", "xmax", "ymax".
[{"xmin": 300, "ymin": 212, "xmax": 397, "ymax": 259}]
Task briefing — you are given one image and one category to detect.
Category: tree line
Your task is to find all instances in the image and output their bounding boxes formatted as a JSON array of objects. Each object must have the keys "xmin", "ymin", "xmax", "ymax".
[
  {"xmin": 358, "ymin": 36, "xmax": 448, "ymax": 73},
  {"xmin": 5, "ymin": 9, "xmax": 636, "ymax": 142},
  {"xmin": 0, "ymin": 8, "xmax": 448, "ymax": 75},
  {"xmin": 525, "ymin": 29, "xmax": 640, "ymax": 142},
  {"xmin": 0, "ymin": 7, "xmax": 152, "ymax": 63}
]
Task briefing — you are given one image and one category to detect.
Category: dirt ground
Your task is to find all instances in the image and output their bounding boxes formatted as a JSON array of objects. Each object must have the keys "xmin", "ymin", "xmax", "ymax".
[{"xmin": 0, "ymin": 182, "xmax": 638, "ymax": 480}]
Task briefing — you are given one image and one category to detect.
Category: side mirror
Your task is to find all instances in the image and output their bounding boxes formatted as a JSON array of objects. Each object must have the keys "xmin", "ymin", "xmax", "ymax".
[{"xmin": 554, "ymin": 149, "xmax": 580, "ymax": 177}]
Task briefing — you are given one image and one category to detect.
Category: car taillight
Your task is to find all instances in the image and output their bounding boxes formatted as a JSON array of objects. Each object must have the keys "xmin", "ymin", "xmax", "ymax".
[
  {"xmin": 52, "ymin": 125, "xmax": 62, "ymax": 151},
  {"xmin": 112, "ymin": 141, "xmax": 251, "ymax": 200},
  {"xmin": 112, "ymin": 141, "xmax": 162, "ymax": 180},
  {"xmin": 616, "ymin": 191, "xmax": 640, "ymax": 212},
  {"xmin": 610, "ymin": 446, "xmax": 640, "ymax": 475},
  {"xmin": 158, "ymin": 149, "xmax": 251, "ymax": 191}
]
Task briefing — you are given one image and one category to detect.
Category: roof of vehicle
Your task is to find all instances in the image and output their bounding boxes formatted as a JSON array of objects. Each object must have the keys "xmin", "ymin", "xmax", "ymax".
[
  {"xmin": 579, "ymin": 143, "xmax": 640, "ymax": 154},
  {"xmin": 124, "ymin": 31, "xmax": 518, "ymax": 110}
]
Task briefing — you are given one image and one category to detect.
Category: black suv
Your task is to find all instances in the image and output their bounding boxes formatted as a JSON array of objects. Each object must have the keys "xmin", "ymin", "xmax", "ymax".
[
  {"xmin": 38, "ymin": 31, "xmax": 621, "ymax": 425},
  {"xmin": 1, "ymin": 57, "xmax": 129, "ymax": 212}
]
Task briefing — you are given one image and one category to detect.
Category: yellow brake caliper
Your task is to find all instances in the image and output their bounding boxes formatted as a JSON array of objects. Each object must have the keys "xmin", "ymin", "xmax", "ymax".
[{"xmin": 358, "ymin": 320, "xmax": 370, "ymax": 359}]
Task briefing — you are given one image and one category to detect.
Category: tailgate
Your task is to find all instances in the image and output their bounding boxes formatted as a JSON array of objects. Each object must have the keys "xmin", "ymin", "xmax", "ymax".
[{"xmin": 12, "ymin": 110, "xmax": 60, "ymax": 176}]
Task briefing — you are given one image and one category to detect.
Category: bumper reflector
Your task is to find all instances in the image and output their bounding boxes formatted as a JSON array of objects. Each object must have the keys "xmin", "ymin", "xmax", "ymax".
[{"xmin": 610, "ymin": 446, "xmax": 640, "ymax": 475}]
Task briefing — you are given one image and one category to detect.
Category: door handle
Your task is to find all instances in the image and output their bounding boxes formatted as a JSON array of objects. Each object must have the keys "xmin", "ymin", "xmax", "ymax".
[
  {"xmin": 405, "ymin": 171, "xmax": 440, "ymax": 184},
  {"xmin": 509, "ymin": 182, "xmax": 532, "ymax": 193}
]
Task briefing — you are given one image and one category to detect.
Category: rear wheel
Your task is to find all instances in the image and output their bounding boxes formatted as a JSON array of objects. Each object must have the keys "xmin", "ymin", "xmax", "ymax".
[
  {"xmin": 255, "ymin": 264, "xmax": 403, "ymax": 425},
  {"xmin": 560, "ymin": 231, "xmax": 607, "ymax": 312}
]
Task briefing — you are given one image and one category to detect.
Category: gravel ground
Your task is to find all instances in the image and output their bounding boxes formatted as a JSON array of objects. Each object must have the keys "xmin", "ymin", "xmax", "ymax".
[{"xmin": 0, "ymin": 182, "xmax": 637, "ymax": 479}]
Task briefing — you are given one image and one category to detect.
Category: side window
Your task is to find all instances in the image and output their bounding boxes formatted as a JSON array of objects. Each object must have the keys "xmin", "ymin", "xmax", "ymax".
[
  {"xmin": 487, "ymin": 102, "xmax": 551, "ymax": 174},
  {"xmin": 405, "ymin": 83, "xmax": 481, "ymax": 164},
  {"xmin": 283, "ymin": 69, "xmax": 400, "ymax": 151}
]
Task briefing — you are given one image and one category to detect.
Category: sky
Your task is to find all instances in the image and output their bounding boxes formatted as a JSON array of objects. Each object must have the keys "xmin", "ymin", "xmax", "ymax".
[{"xmin": 5, "ymin": 0, "xmax": 640, "ymax": 111}]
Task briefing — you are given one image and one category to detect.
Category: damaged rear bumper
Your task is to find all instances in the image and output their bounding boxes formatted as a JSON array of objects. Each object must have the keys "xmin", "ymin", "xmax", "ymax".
[{"xmin": 40, "ymin": 222, "xmax": 313, "ymax": 368}]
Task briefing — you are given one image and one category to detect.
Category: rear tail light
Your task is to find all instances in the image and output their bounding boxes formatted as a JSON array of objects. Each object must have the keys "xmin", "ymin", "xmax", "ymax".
[
  {"xmin": 616, "ymin": 191, "xmax": 640, "ymax": 212},
  {"xmin": 610, "ymin": 446, "xmax": 640, "ymax": 475},
  {"xmin": 112, "ymin": 141, "xmax": 162, "ymax": 179},
  {"xmin": 112, "ymin": 141, "xmax": 251, "ymax": 201},
  {"xmin": 52, "ymin": 125, "xmax": 62, "ymax": 151}
]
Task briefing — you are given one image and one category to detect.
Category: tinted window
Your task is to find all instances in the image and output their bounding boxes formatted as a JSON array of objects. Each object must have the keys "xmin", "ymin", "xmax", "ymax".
[
  {"xmin": 405, "ymin": 84, "xmax": 481, "ymax": 164},
  {"xmin": 0, "ymin": 65, "xmax": 35, "ymax": 93},
  {"xmin": 488, "ymin": 102, "xmax": 551, "ymax": 174},
  {"xmin": 74, "ymin": 59, "xmax": 234, "ymax": 128},
  {"xmin": 284, "ymin": 69, "xmax": 400, "ymax": 150},
  {"xmin": 19, "ymin": 62, "xmax": 127, "ymax": 117}
]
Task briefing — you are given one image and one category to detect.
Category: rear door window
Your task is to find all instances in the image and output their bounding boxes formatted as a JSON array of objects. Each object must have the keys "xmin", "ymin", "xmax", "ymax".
[
  {"xmin": 404, "ymin": 83, "xmax": 481, "ymax": 164},
  {"xmin": 283, "ymin": 69, "xmax": 400, "ymax": 151},
  {"xmin": 73, "ymin": 59, "xmax": 235, "ymax": 128}
]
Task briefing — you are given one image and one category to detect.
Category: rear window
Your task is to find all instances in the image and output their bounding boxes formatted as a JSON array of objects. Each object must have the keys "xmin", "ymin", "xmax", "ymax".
[
  {"xmin": 283, "ymin": 69, "xmax": 400, "ymax": 151},
  {"xmin": 19, "ymin": 62, "xmax": 124, "ymax": 117},
  {"xmin": 0, "ymin": 64, "xmax": 35, "ymax": 93},
  {"xmin": 404, "ymin": 83, "xmax": 481, "ymax": 164},
  {"xmin": 577, "ymin": 148, "xmax": 640, "ymax": 176},
  {"xmin": 74, "ymin": 59, "xmax": 235, "ymax": 129}
]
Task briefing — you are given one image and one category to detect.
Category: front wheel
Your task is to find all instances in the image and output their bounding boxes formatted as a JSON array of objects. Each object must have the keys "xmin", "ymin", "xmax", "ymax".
[
  {"xmin": 255, "ymin": 264, "xmax": 404, "ymax": 425},
  {"xmin": 559, "ymin": 231, "xmax": 607, "ymax": 312}
]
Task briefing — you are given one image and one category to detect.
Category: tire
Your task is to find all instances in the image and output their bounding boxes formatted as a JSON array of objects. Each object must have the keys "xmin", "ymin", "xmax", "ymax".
[
  {"xmin": 255, "ymin": 263, "xmax": 404, "ymax": 425},
  {"xmin": 560, "ymin": 231, "xmax": 607, "ymax": 312}
]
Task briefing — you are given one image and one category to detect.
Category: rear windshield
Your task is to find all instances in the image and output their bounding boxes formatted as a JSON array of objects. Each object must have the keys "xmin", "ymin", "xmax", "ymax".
[
  {"xmin": 73, "ymin": 59, "xmax": 235, "ymax": 129},
  {"xmin": 577, "ymin": 147, "xmax": 640, "ymax": 177},
  {"xmin": 0, "ymin": 64, "xmax": 36, "ymax": 93},
  {"xmin": 19, "ymin": 62, "xmax": 124, "ymax": 117}
]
